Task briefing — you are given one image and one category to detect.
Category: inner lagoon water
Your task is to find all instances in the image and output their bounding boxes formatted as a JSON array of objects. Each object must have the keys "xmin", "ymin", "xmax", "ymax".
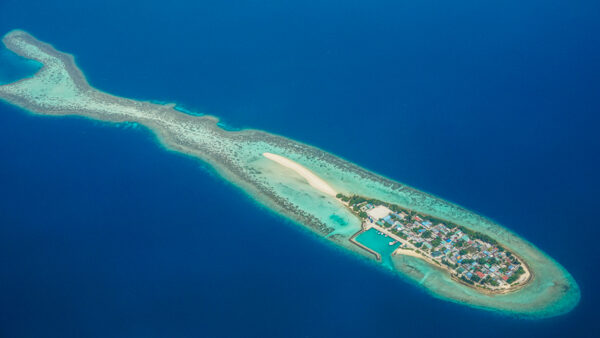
[
  {"xmin": 1, "ymin": 1, "xmax": 599, "ymax": 337},
  {"xmin": 355, "ymin": 228, "xmax": 400, "ymax": 269}
]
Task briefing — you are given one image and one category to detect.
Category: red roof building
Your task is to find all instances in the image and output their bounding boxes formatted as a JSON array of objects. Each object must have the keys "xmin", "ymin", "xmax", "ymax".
[{"xmin": 476, "ymin": 271, "xmax": 485, "ymax": 279}]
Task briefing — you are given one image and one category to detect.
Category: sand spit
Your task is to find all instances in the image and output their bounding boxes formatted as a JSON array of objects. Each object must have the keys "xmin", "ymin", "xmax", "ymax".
[{"xmin": 263, "ymin": 152, "xmax": 337, "ymax": 196}]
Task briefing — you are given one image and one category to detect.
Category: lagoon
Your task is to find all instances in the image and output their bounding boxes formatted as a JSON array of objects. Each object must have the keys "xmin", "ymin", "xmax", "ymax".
[{"xmin": 355, "ymin": 228, "xmax": 400, "ymax": 269}]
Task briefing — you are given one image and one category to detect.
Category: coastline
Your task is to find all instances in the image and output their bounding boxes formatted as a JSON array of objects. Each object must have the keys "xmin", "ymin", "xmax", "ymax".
[
  {"xmin": 393, "ymin": 247, "xmax": 532, "ymax": 296},
  {"xmin": 0, "ymin": 29, "xmax": 580, "ymax": 318}
]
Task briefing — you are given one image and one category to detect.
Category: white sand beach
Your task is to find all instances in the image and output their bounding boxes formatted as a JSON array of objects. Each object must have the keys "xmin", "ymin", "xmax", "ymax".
[
  {"xmin": 263, "ymin": 152, "xmax": 337, "ymax": 196},
  {"xmin": 393, "ymin": 247, "xmax": 424, "ymax": 259}
]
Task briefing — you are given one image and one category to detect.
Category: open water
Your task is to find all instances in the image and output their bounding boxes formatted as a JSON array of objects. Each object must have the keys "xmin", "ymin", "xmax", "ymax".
[{"xmin": 1, "ymin": 1, "xmax": 599, "ymax": 337}]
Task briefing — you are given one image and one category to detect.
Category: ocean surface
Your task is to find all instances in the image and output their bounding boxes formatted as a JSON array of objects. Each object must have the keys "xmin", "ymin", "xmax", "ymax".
[{"xmin": 1, "ymin": 1, "xmax": 599, "ymax": 337}]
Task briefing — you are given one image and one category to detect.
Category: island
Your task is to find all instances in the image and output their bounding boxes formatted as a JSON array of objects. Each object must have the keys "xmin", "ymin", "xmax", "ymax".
[
  {"xmin": 0, "ymin": 30, "xmax": 580, "ymax": 318},
  {"xmin": 339, "ymin": 194, "xmax": 530, "ymax": 294}
]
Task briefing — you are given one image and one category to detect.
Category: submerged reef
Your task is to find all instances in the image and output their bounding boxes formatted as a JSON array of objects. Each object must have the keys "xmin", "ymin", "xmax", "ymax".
[{"xmin": 0, "ymin": 30, "xmax": 579, "ymax": 318}]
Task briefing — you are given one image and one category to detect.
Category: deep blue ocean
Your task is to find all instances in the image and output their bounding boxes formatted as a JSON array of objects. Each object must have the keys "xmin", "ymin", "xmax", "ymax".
[{"xmin": 1, "ymin": 1, "xmax": 599, "ymax": 337}]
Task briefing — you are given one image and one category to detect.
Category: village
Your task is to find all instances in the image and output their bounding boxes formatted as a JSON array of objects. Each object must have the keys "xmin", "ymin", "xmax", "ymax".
[{"xmin": 338, "ymin": 194, "xmax": 528, "ymax": 291}]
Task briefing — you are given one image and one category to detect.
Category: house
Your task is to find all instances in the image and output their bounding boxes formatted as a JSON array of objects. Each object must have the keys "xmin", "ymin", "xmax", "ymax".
[{"xmin": 476, "ymin": 271, "xmax": 485, "ymax": 279}]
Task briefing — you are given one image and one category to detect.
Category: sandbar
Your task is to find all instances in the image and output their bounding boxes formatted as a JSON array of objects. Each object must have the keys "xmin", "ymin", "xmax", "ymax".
[{"xmin": 263, "ymin": 152, "xmax": 337, "ymax": 196}]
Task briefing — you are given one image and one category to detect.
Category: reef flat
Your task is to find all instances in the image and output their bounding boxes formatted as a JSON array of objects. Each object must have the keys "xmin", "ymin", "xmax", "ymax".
[{"xmin": 0, "ymin": 30, "xmax": 579, "ymax": 318}]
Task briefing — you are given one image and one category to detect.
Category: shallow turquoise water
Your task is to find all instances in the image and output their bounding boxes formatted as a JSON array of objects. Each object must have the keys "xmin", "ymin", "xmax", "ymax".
[{"xmin": 355, "ymin": 228, "xmax": 400, "ymax": 269}]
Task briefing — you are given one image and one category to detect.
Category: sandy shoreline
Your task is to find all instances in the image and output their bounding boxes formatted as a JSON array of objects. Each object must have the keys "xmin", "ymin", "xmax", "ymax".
[
  {"xmin": 393, "ymin": 245, "xmax": 532, "ymax": 295},
  {"xmin": 263, "ymin": 152, "xmax": 337, "ymax": 196},
  {"xmin": 394, "ymin": 247, "xmax": 424, "ymax": 259}
]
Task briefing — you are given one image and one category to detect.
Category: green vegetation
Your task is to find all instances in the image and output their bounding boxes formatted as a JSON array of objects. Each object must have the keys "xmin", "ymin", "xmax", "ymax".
[
  {"xmin": 389, "ymin": 214, "xmax": 400, "ymax": 222},
  {"xmin": 392, "ymin": 229, "xmax": 408, "ymax": 240},
  {"xmin": 465, "ymin": 246, "xmax": 478, "ymax": 254},
  {"xmin": 456, "ymin": 225, "xmax": 498, "ymax": 247},
  {"xmin": 442, "ymin": 258, "xmax": 457, "ymax": 269},
  {"xmin": 481, "ymin": 276, "xmax": 500, "ymax": 287},
  {"xmin": 507, "ymin": 267, "xmax": 525, "ymax": 284},
  {"xmin": 348, "ymin": 195, "xmax": 368, "ymax": 206},
  {"xmin": 460, "ymin": 276, "xmax": 474, "ymax": 285},
  {"xmin": 336, "ymin": 193, "xmax": 350, "ymax": 202}
]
